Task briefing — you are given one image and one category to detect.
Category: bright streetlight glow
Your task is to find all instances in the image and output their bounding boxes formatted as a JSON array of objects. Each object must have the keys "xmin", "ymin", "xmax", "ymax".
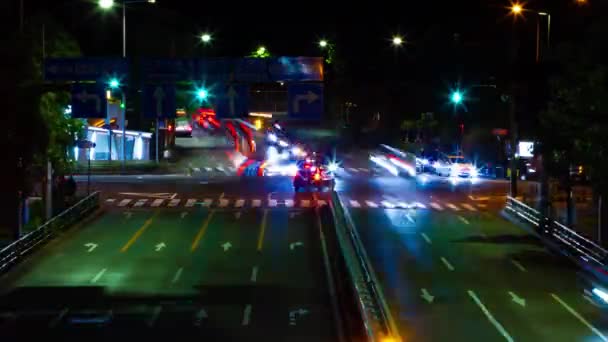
[
  {"xmin": 201, "ymin": 33, "xmax": 212, "ymax": 43},
  {"xmin": 98, "ymin": 0, "xmax": 114, "ymax": 9},
  {"xmin": 319, "ymin": 40, "xmax": 328, "ymax": 48},
  {"xmin": 392, "ymin": 36, "xmax": 404, "ymax": 46},
  {"xmin": 257, "ymin": 46, "xmax": 266, "ymax": 55},
  {"xmin": 511, "ymin": 3, "xmax": 523, "ymax": 15}
]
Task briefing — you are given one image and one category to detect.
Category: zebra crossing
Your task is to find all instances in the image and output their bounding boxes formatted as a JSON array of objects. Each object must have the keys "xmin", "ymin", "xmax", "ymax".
[{"xmin": 105, "ymin": 196, "xmax": 484, "ymax": 211}]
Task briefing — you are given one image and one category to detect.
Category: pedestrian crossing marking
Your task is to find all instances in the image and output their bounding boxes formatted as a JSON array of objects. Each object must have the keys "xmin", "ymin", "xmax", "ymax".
[
  {"xmin": 301, "ymin": 200, "xmax": 311, "ymax": 208},
  {"xmin": 317, "ymin": 200, "xmax": 327, "ymax": 206},
  {"xmin": 476, "ymin": 203, "xmax": 487, "ymax": 208},
  {"xmin": 151, "ymin": 199, "xmax": 164, "ymax": 207},
  {"xmin": 118, "ymin": 199, "xmax": 132, "ymax": 207},
  {"xmin": 186, "ymin": 199, "xmax": 196, "ymax": 207},
  {"xmin": 348, "ymin": 168, "xmax": 359, "ymax": 173},
  {"xmin": 268, "ymin": 199, "xmax": 277, "ymax": 207},
  {"xmin": 205, "ymin": 167, "xmax": 213, "ymax": 172},
  {"xmin": 202, "ymin": 199, "xmax": 213, "ymax": 207},
  {"xmin": 235, "ymin": 199, "xmax": 245, "ymax": 208},
  {"xmin": 106, "ymin": 198, "xmax": 116, "ymax": 203},
  {"xmin": 358, "ymin": 168, "xmax": 369, "ymax": 172},
  {"xmin": 285, "ymin": 199, "xmax": 294, "ymax": 207},
  {"xmin": 168, "ymin": 199, "xmax": 180, "ymax": 207},
  {"xmin": 446, "ymin": 203, "xmax": 460, "ymax": 211},
  {"xmin": 350, "ymin": 200, "xmax": 361, "ymax": 208},
  {"xmin": 462, "ymin": 203, "xmax": 477, "ymax": 212},
  {"xmin": 381, "ymin": 201, "xmax": 395, "ymax": 208},
  {"xmin": 365, "ymin": 201, "xmax": 378, "ymax": 208},
  {"xmin": 133, "ymin": 199, "xmax": 147, "ymax": 207},
  {"xmin": 430, "ymin": 202, "xmax": 443, "ymax": 211},
  {"xmin": 252, "ymin": 199, "xmax": 261, "ymax": 207},
  {"xmin": 219, "ymin": 199, "xmax": 229, "ymax": 207}
]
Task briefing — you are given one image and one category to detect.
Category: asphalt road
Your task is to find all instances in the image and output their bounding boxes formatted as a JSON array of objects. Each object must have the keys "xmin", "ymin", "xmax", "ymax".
[
  {"xmin": 0, "ymin": 184, "xmax": 338, "ymax": 340},
  {"xmin": 336, "ymin": 160, "xmax": 608, "ymax": 341}
]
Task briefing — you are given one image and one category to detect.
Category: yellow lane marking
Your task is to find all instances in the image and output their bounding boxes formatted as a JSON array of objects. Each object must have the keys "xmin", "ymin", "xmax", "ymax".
[
  {"xmin": 120, "ymin": 211, "xmax": 159, "ymax": 252},
  {"xmin": 191, "ymin": 209, "xmax": 216, "ymax": 252},
  {"xmin": 257, "ymin": 209, "xmax": 269, "ymax": 252}
]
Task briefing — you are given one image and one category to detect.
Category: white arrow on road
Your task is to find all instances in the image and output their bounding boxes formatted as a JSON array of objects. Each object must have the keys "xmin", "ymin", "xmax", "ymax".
[
  {"xmin": 508, "ymin": 291, "xmax": 526, "ymax": 307},
  {"xmin": 76, "ymin": 90, "xmax": 101, "ymax": 113},
  {"xmin": 289, "ymin": 241, "xmax": 304, "ymax": 251},
  {"xmin": 421, "ymin": 288, "xmax": 435, "ymax": 303},
  {"xmin": 222, "ymin": 242, "xmax": 232, "ymax": 252},
  {"xmin": 84, "ymin": 243, "xmax": 98, "ymax": 253},
  {"xmin": 180, "ymin": 212, "xmax": 188, "ymax": 219},
  {"xmin": 153, "ymin": 86, "xmax": 165, "ymax": 117},
  {"xmin": 155, "ymin": 242, "xmax": 166, "ymax": 252},
  {"xmin": 193, "ymin": 308, "xmax": 208, "ymax": 326},
  {"xmin": 124, "ymin": 211, "xmax": 133, "ymax": 219},
  {"xmin": 293, "ymin": 91, "xmax": 319, "ymax": 113},
  {"xmin": 227, "ymin": 86, "xmax": 238, "ymax": 116}
]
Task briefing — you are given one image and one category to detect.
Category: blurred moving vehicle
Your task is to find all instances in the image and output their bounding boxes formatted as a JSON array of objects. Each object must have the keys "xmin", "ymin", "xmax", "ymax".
[
  {"xmin": 369, "ymin": 145, "xmax": 416, "ymax": 177},
  {"xmin": 448, "ymin": 155, "xmax": 477, "ymax": 179},
  {"xmin": 293, "ymin": 158, "xmax": 335, "ymax": 192},
  {"xmin": 174, "ymin": 117, "xmax": 193, "ymax": 137}
]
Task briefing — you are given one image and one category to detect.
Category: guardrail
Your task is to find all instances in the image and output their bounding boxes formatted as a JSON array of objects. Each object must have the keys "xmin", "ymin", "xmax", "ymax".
[
  {"xmin": 0, "ymin": 192, "xmax": 100, "ymax": 275},
  {"xmin": 330, "ymin": 191, "xmax": 400, "ymax": 342},
  {"xmin": 505, "ymin": 196, "xmax": 608, "ymax": 269}
]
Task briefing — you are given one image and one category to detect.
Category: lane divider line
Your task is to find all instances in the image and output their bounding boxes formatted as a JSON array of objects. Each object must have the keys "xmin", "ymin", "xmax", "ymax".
[
  {"xmin": 191, "ymin": 210, "xmax": 216, "ymax": 252},
  {"xmin": 242, "ymin": 304, "xmax": 252, "ymax": 326},
  {"xmin": 90, "ymin": 268, "xmax": 107, "ymax": 284},
  {"xmin": 257, "ymin": 209, "xmax": 269, "ymax": 252},
  {"xmin": 421, "ymin": 233, "xmax": 432, "ymax": 244},
  {"xmin": 457, "ymin": 215, "xmax": 470, "ymax": 225},
  {"xmin": 172, "ymin": 267, "xmax": 183, "ymax": 284},
  {"xmin": 462, "ymin": 203, "xmax": 478, "ymax": 212},
  {"xmin": 551, "ymin": 293, "xmax": 608, "ymax": 341},
  {"xmin": 511, "ymin": 259, "xmax": 527, "ymax": 272},
  {"xmin": 468, "ymin": 290, "xmax": 514, "ymax": 342},
  {"xmin": 251, "ymin": 266, "xmax": 258, "ymax": 282},
  {"xmin": 441, "ymin": 257, "xmax": 455, "ymax": 271},
  {"xmin": 121, "ymin": 211, "xmax": 159, "ymax": 252},
  {"xmin": 147, "ymin": 305, "xmax": 162, "ymax": 327},
  {"xmin": 446, "ymin": 203, "xmax": 460, "ymax": 211}
]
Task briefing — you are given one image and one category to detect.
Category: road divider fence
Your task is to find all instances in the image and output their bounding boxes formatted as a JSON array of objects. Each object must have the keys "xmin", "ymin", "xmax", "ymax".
[
  {"xmin": 328, "ymin": 191, "xmax": 401, "ymax": 342},
  {"xmin": 0, "ymin": 192, "xmax": 100, "ymax": 276},
  {"xmin": 504, "ymin": 196, "xmax": 608, "ymax": 272}
]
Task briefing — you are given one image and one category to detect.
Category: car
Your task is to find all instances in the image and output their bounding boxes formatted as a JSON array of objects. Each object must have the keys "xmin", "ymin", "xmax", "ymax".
[
  {"xmin": 448, "ymin": 156, "xmax": 477, "ymax": 179},
  {"xmin": 174, "ymin": 117, "xmax": 193, "ymax": 137},
  {"xmin": 369, "ymin": 145, "xmax": 416, "ymax": 177},
  {"xmin": 293, "ymin": 158, "xmax": 335, "ymax": 192}
]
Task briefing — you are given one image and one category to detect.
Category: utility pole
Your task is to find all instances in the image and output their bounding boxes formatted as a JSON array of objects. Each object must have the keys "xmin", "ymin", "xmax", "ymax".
[{"xmin": 508, "ymin": 90, "xmax": 518, "ymax": 198}]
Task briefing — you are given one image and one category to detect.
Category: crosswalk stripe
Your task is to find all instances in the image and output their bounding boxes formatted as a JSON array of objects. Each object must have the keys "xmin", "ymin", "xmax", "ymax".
[
  {"xmin": 133, "ymin": 199, "xmax": 147, "ymax": 207},
  {"xmin": 476, "ymin": 203, "xmax": 487, "ymax": 208},
  {"xmin": 235, "ymin": 199, "xmax": 245, "ymax": 208},
  {"xmin": 462, "ymin": 203, "xmax": 477, "ymax": 212},
  {"xmin": 430, "ymin": 202, "xmax": 443, "ymax": 211},
  {"xmin": 118, "ymin": 199, "xmax": 132, "ymax": 207},
  {"xmin": 358, "ymin": 168, "xmax": 369, "ymax": 172},
  {"xmin": 252, "ymin": 199, "xmax": 261, "ymax": 207},
  {"xmin": 168, "ymin": 199, "xmax": 180, "ymax": 207},
  {"xmin": 202, "ymin": 199, "xmax": 213, "ymax": 207},
  {"xmin": 317, "ymin": 200, "xmax": 327, "ymax": 206},
  {"xmin": 414, "ymin": 202, "xmax": 427, "ymax": 209},
  {"xmin": 186, "ymin": 199, "xmax": 196, "ymax": 207},
  {"xmin": 301, "ymin": 200, "xmax": 311, "ymax": 208},
  {"xmin": 285, "ymin": 199, "xmax": 294, "ymax": 207},
  {"xmin": 381, "ymin": 200, "xmax": 395, "ymax": 208},
  {"xmin": 151, "ymin": 199, "xmax": 164, "ymax": 207},
  {"xmin": 216, "ymin": 166, "xmax": 225, "ymax": 172},
  {"xmin": 446, "ymin": 203, "xmax": 460, "ymax": 211},
  {"xmin": 397, "ymin": 202, "xmax": 412, "ymax": 209},
  {"xmin": 365, "ymin": 200, "xmax": 378, "ymax": 208},
  {"xmin": 219, "ymin": 199, "xmax": 229, "ymax": 207},
  {"xmin": 350, "ymin": 200, "xmax": 361, "ymax": 208},
  {"xmin": 106, "ymin": 198, "xmax": 116, "ymax": 203},
  {"xmin": 348, "ymin": 168, "xmax": 359, "ymax": 173},
  {"xmin": 205, "ymin": 167, "xmax": 213, "ymax": 172},
  {"xmin": 268, "ymin": 199, "xmax": 277, "ymax": 207}
]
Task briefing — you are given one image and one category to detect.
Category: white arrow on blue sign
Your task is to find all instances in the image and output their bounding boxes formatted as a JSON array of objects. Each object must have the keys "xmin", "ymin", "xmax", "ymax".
[
  {"xmin": 71, "ymin": 83, "xmax": 108, "ymax": 118},
  {"xmin": 288, "ymin": 83, "xmax": 323, "ymax": 120}
]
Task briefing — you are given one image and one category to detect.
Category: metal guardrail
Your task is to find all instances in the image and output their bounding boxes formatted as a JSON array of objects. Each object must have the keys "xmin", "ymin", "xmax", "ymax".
[
  {"xmin": 0, "ymin": 192, "xmax": 100, "ymax": 275},
  {"xmin": 505, "ymin": 196, "xmax": 608, "ymax": 268},
  {"xmin": 330, "ymin": 191, "xmax": 400, "ymax": 342}
]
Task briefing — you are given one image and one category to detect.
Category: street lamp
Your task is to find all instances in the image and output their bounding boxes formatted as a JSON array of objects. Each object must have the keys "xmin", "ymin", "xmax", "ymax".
[
  {"xmin": 201, "ymin": 33, "xmax": 212, "ymax": 44},
  {"xmin": 392, "ymin": 35, "xmax": 404, "ymax": 47},
  {"xmin": 99, "ymin": 0, "xmax": 114, "ymax": 9},
  {"xmin": 510, "ymin": 3, "xmax": 523, "ymax": 15},
  {"xmin": 508, "ymin": 2, "xmax": 551, "ymax": 63},
  {"xmin": 319, "ymin": 39, "xmax": 328, "ymax": 48}
]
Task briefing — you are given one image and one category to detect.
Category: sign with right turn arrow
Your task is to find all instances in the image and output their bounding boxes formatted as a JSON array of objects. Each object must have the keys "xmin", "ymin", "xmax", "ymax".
[{"xmin": 288, "ymin": 83, "xmax": 323, "ymax": 120}]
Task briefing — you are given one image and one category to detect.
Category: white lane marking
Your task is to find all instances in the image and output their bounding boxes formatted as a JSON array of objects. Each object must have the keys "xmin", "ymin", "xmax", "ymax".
[
  {"xmin": 349, "ymin": 200, "xmax": 361, "ymax": 208},
  {"xmin": 203, "ymin": 198, "xmax": 213, "ymax": 207},
  {"xmin": 91, "ymin": 268, "xmax": 107, "ymax": 284},
  {"xmin": 441, "ymin": 257, "xmax": 455, "ymax": 271},
  {"xmin": 358, "ymin": 168, "xmax": 369, "ymax": 172},
  {"xmin": 242, "ymin": 305, "xmax": 252, "ymax": 326},
  {"xmin": 457, "ymin": 216, "xmax": 470, "ymax": 225},
  {"xmin": 168, "ymin": 199, "xmax": 180, "ymax": 207},
  {"xmin": 414, "ymin": 202, "xmax": 427, "ymax": 209},
  {"xmin": 446, "ymin": 203, "xmax": 460, "ymax": 211},
  {"xmin": 430, "ymin": 202, "xmax": 443, "ymax": 211},
  {"xmin": 381, "ymin": 201, "xmax": 395, "ymax": 208},
  {"xmin": 171, "ymin": 267, "xmax": 183, "ymax": 284},
  {"xmin": 285, "ymin": 199, "xmax": 294, "ymax": 208},
  {"xmin": 48, "ymin": 308, "xmax": 69, "ymax": 328},
  {"xmin": 551, "ymin": 293, "xmax": 608, "ymax": 341},
  {"xmin": 133, "ymin": 199, "xmax": 147, "ymax": 207},
  {"xmin": 348, "ymin": 168, "xmax": 359, "ymax": 173},
  {"xmin": 365, "ymin": 200, "xmax": 378, "ymax": 208},
  {"xmin": 252, "ymin": 199, "xmax": 261, "ymax": 207},
  {"xmin": 397, "ymin": 202, "xmax": 411, "ymax": 209},
  {"xmin": 468, "ymin": 290, "xmax": 514, "ymax": 342},
  {"xmin": 317, "ymin": 199, "xmax": 327, "ymax": 207},
  {"xmin": 219, "ymin": 199, "xmax": 229, "ymax": 207},
  {"xmin": 118, "ymin": 199, "xmax": 132, "ymax": 207},
  {"xmin": 151, "ymin": 199, "xmax": 164, "ymax": 207},
  {"xmin": 301, "ymin": 200, "xmax": 311, "ymax": 208},
  {"xmin": 477, "ymin": 203, "xmax": 488, "ymax": 208},
  {"xmin": 147, "ymin": 305, "xmax": 162, "ymax": 327},
  {"xmin": 421, "ymin": 233, "xmax": 432, "ymax": 244},
  {"xmin": 462, "ymin": 203, "xmax": 478, "ymax": 212},
  {"xmin": 511, "ymin": 260, "xmax": 527, "ymax": 272},
  {"xmin": 268, "ymin": 199, "xmax": 277, "ymax": 207},
  {"xmin": 192, "ymin": 167, "xmax": 201, "ymax": 172},
  {"xmin": 235, "ymin": 199, "xmax": 245, "ymax": 208},
  {"xmin": 405, "ymin": 214, "xmax": 415, "ymax": 224},
  {"xmin": 250, "ymin": 266, "xmax": 258, "ymax": 282},
  {"xmin": 106, "ymin": 198, "xmax": 116, "ymax": 203},
  {"xmin": 186, "ymin": 199, "xmax": 196, "ymax": 207},
  {"xmin": 216, "ymin": 166, "xmax": 225, "ymax": 172}
]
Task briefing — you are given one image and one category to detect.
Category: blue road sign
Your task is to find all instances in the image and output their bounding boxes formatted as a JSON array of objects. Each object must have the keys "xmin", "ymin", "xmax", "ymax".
[
  {"xmin": 143, "ymin": 84, "xmax": 176, "ymax": 118},
  {"xmin": 288, "ymin": 83, "xmax": 324, "ymax": 120},
  {"xmin": 214, "ymin": 84, "xmax": 249, "ymax": 118},
  {"xmin": 45, "ymin": 58, "xmax": 128, "ymax": 81},
  {"xmin": 71, "ymin": 83, "xmax": 108, "ymax": 118}
]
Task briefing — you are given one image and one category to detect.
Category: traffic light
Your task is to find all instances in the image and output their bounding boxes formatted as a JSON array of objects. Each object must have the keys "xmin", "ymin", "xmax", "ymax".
[
  {"xmin": 109, "ymin": 78, "xmax": 120, "ymax": 89},
  {"xmin": 196, "ymin": 88, "xmax": 209, "ymax": 101},
  {"xmin": 451, "ymin": 91, "xmax": 462, "ymax": 104}
]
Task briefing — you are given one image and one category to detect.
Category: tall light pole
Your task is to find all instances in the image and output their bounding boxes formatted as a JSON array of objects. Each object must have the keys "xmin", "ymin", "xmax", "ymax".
[
  {"xmin": 509, "ymin": 3, "xmax": 550, "ymax": 63},
  {"xmin": 99, "ymin": 0, "xmax": 155, "ymax": 169}
]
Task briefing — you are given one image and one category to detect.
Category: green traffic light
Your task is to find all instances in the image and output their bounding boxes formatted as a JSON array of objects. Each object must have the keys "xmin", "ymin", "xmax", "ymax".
[
  {"xmin": 109, "ymin": 78, "xmax": 120, "ymax": 89},
  {"xmin": 196, "ymin": 88, "xmax": 209, "ymax": 100},
  {"xmin": 451, "ymin": 91, "xmax": 462, "ymax": 104}
]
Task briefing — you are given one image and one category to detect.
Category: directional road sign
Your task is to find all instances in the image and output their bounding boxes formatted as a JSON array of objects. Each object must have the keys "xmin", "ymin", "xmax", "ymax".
[
  {"xmin": 288, "ymin": 83, "xmax": 323, "ymax": 120},
  {"xmin": 71, "ymin": 83, "xmax": 107, "ymax": 118},
  {"xmin": 214, "ymin": 84, "xmax": 249, "ymax": 118},
  {"xmin": 143, "ymin": 84, "xmax": 176, "ymax": 118},
  {"xmin": 45, "ymin": 58, "xmax": 128, "ymax": 81}
]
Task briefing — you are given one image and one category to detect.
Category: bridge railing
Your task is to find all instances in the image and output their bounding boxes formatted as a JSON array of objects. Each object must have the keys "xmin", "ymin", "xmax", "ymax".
[
  {"xmin": 0, "ymin": 192, "xmax": 100, "ymax": 275},
  {"xmin": 505, "ymin": 196, "xmax": 608, "ymax": 269}
]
